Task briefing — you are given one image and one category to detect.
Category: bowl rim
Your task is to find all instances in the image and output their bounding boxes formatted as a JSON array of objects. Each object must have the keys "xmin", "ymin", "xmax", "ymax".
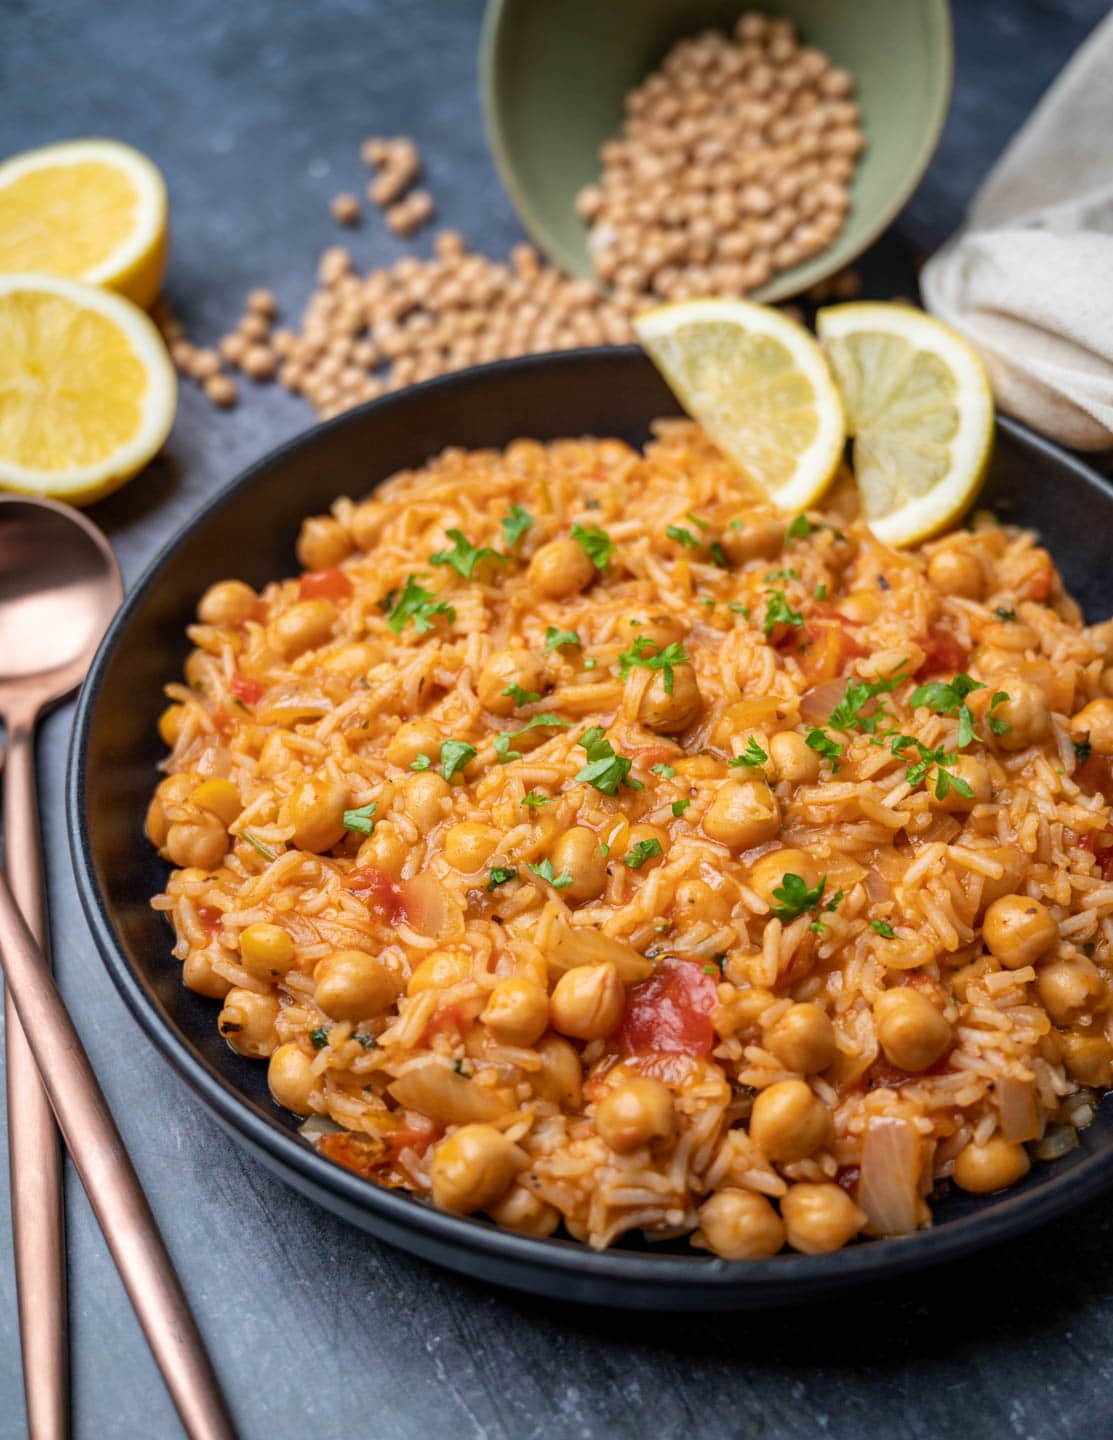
[
  {"xmin": 478, "ymin": 0, "xmax": 955, "ymax": 304},
  {"xmin": 68, "ymin": 346, "xmax": 1113, "ymax": 1300}
]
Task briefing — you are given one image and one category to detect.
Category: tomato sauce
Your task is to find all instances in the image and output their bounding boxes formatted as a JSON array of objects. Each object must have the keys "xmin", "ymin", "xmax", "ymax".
[
  {"xmin": 793, "ymin": 619, "xmax": 865, "ymax": 683},
  {"xmin": 344, "ymin": 865, "xmax": 407, "ymax": 925},
  {"xmin": 299, "ymin": 568, "xmax": 353, "ymax": 601},
  {"xmin": 618, "ymin": 957, "xmax": 718, "ymax": 1057},
  {"xmin": 917, "ymin": 625, "xmax": 968, "ymax": 676},
  {"xmin": 196, "ymin": 905, "xmax": 222, "ymax": 934},
  {"xmin": 229, "ymin": 673, "xmax": 263, "ymax": 705}
]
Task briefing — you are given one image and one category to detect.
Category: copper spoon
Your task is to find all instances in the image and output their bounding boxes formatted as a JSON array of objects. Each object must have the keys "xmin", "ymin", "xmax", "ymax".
[{"xmin": 0, "ymin": 496, "xmax": 233, "ymax": 1439}]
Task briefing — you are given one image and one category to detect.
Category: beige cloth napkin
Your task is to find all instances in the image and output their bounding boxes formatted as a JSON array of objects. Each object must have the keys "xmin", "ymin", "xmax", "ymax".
[{"xmin": 920, "ymin": 10, "xmax": 1113, "ymax": 450}]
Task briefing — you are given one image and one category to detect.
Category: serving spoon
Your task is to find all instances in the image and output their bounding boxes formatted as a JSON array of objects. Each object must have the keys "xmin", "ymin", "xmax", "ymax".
[{"xmin": 0, "ymin": 496, "xmax": 232, "ymax": 1438}]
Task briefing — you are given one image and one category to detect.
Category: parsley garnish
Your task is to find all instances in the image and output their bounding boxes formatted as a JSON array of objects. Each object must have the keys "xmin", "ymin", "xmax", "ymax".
[
  {"xmin": 503, "ymin": 683, "xmax": 541, "ymax": 706},
  {"xmin": 309, "ymin": 1027, "xmax": 328, "ymax": 1050},
  {"xmin": 685, "ymin": 512, "xmax": 710, "ymax": 531},
  {"xmin": 584, "ymin": 657, "xmax": 597, "ymax": 670},
  {"xmin": 410, "ymin": 753, "xmax": 431, "ymax": 771},
  {"xmin": 995, "ymin": 607, "xmax": 1016, "ymax": 623},
  {"xmin": 814, "ymin": 584, "xmax": 828, "ymax": 600},
  {"xmin": 342, "ymin": 802, "xmax": 376, "ymax": 836},
  {"xmin": 666, "ymin": 524, "xmax": 699, "ymax": 550},
  {"xmin": 727, "ymin": 602, "xmax": 750, "ymax": 617},
  {"xmin": 430, "ymin": 528, "xmax": 506, "ymax": 580},
  {"xmin": 521, "ymin": 790, "xmax": 551, "ymax": 808},
  {"xmin": 765, "ymin": 568, "xmax": 800, "ymax": 582},
  {"xmin": 806, "ymin": 728, "xmax": 843, "ymax": 769},
  {"xmin": 871, "ymin": 920, "xmax": 896, "ymax": 938},
  {"xmin": 487, "ymin": 866, "xmax": 518, "ymax": 891},
  {"xmin": 729, "ymin": 737, "xmax": 768, "ymax": 768},
  {"xmin": 988, "ymin": 690, "xmax": 1012, "ymax": 736},
  {"xmin": 891, "ymin": 735, "xmax": 974, "ymax": 798},
  {"xmin": 763, "ymin": 589, "xmax": 804, "ymax": 636},
  {"xmin": 528, "ymin": 858, "xmax": 574, "ymax": 889},
  {"xmin": 910, "ymin": 673, "xmax": 984, "ymax": 748},
  {"xmin": 388, "ymin": 574, "xmax": 455, "ymax": 634},
  {"xmin": 570, "ymin": 522, "xmax": 613, "ymax": 571},
  {"xmin": 501, "ymin": 505, "xmax": 533, "ymax": 549},
  {"xmin": 829, "ymin": 671, "xmax": 906, "ymax": 735},
  {"xmin": 624, "ymin": 838, "xmax": 664, "ymax": 869},
  {"xmin": 651, "ymin": 762, "xmax": 676, "ymax": 779},
  {"xmin": 770, "ymin": 872, "xmax": 840, "ymax": 923},
  {"xmin": 708, "ymin": 540, "xmax": 729, "ymax": 569},
  {"xmin": 787, "ymin": 514, "xmax": 812, "ymax": 541},
  {"xmin": 575, "ymin": 726, "xmax": 640, "ymax": 795},
  {"xmin": 544, "ymin": 625, "xmax": 581, "ymax": 652},
  {"xmin": 243, "ymin": 832, "xmax": 277, "ymax": 862},
  {"xmin": 493, "ymin": 713, "xmax": 572, "ymax": 762},
  {"xmin": 617, "ymin": 634, "xmax": 690, "ymax": 696},
  {"xmin": 672, "ymin": 798, "xmax": 691, "ymax": 817},
  {"xmin": 1074, "ymin": 736, "xmax": 1092, "ymax": 766},
  {"xmin": 352, "ymin": 1032, "xmax": 376, "ymax": 1049},
  {"xmin": 440, "ymin": 739, "xmax": 477, "ymax": 781}
]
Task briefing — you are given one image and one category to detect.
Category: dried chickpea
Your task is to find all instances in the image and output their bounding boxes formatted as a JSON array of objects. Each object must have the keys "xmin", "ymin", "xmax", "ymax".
[
  {"xmin": 330, "ymin": 192, "xmax": 361, "ymax": 225},
  {"xmin": 698, "ymin": 1189, "xmax": 785, "ymax": 1260},
  {"xmin": 204, "ymin": 375, "xmax": 238, "ymax": 408}
]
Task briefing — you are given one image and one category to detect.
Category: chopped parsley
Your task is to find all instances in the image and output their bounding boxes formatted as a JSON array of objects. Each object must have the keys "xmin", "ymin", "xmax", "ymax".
[
  {"xmin": 624, "ymin": 837, "xmax": 664, "ymax": 869},
  {"xmin": 503, "ymin": 682, "xmax": 541, "ymax": 706},
  {"xmin": 728, "ymin": 737, "xmax": 768, "ymax": 768},
  {"xmin": 430, "ymin": 528, "xmax": 506, "ymax": 580},
  {"xmin": 1074, "ymin": 736, "xmax": 1092, "ymax": 766},
  {"xmin": 410, "ymin": 753, "xmax": 431, "ymax": 771},
  {"xmin": 501, "ymin": 505, "xmax": 533, "ymax": 549},
  {"xmin": 575, "ymin": 726, "xmax": 641, "ymax": 795},
  {"xmin": 909, "ymin": 673, "xmax": 984, "ymax": 748},
  {"xmin": 685, "ymin": 512, "xmax": 710, "ymax": 531},
  {"xmin": 708, "ymin": 540, "xmax": 729, "ymax": 569},
  {"xmin": 891, "ymin": 735, "xmax": 974, "ymax": 798},
  {"xmin": 352, "ymin": 1032, "xmax": 376, "ymax": 1049},
  {"xmin": 570, "ymin": 522, "xmax": 613, "ymax": 572},
  {"xmin": 309, "ymin": 1027, "xmax": 329, "ymax": 1050},
  {"xmin": 813, "ymin": 584, "xmax": 828, "ymax": 600},
  {"xmin": 493, "ymin": 713, "xmax": 572, "ymax": 762},
  {"xmin": 388, "ymin": 574, "xmax": 455, "ymax": 634},
  {"xmin": 617, "ymin": 634, "xmax": 690, "ymax": 696},
  {"xmin": 521, "ymin": 790, "xmax": 551, "ymax": 808},
  {"xmin": 871, "ymin": 919, "xmax": 896, "ymax": 938},
  {"xmin": 787, "ymin": 514, "xmax": 812, "ymax": 541},
  {"xmin": 666, "ymin": 524, "xmax": 700, "ymax": 550},
  {"xmin": 763, "ymin": 589, "xmax": 804, "ymax": 636},
  {"xmin": 487, "ymin": 866, "xmax": 518, "ymax": 891},
  {"xmin": 770, "ymin": 872, "xmax": 841, "ymax": 923},
  {"xmin": 440, "ymin": 739, "xmax": 477, "ymax": 781},
  {"xmin": 544, "ymin": 625, "xmax": 581, "ymax": 652},
  {"xmin": 806, "ymin": 728, "xmax": 843, "ymax": 769},
  {"xmin": 651, "ymin": 762, "xmax": 677, "ymax": 779},
  {"xmin": 672, "ymin": 798, "xmax": 691, "ymax": 818},
  {"xmin": 727, "ymin": 602, "xmax": 751, "ymax": 617},
  {"xmin": 765, "ymin": 567, "xmax": 800, "ymax": 582},
  {"xmin": 995, "ymin": 607, "xmax": 1016, "ymax": 623},
  {"xmin": 583, "ymin": 657, "xmax": 597, "ymax": 670},
  {"xmin": 342, "ymin": 802, "xmax": 377, "ymax": 836},
  {"xmin": 829, "ymin": 671, "xmax": 905, "ymax": 735},
  {"xmin": 528, "ymin": 858, "xmax": 574, "ymax": 889},
  {"xmin": 243, "ymin": 832, "xmax": 278, "ymax": 862},
  {"xmin": 988, "ymin": 690, "xmax": 1012, "ymax": 736}
]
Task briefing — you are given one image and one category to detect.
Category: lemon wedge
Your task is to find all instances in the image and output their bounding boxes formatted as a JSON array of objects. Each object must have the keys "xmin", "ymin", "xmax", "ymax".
[
  {"xmin": 0, "ymin": 274, "xmax": 177, "ymax": 505},
  {"xmin": 634, "ymin": 297, "xmax": 846, "ymax": 512},
  {"xmin": 0, "ymin": 139, "xmax": 168, "ymax": 310},
  {"xmin": 817, "ymin": 302, "xmax": 994, "ymax": 547}
]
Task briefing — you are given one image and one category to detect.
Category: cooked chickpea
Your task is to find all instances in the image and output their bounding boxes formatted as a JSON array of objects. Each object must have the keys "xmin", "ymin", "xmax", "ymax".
[
  {"xmin": 931, "ymin": 754, "xmax": 991, "ymax": 813},
  {"xmin": 617, "ymin": 611, "xmax": 687, "ymax": 650},
  {"xmin": 296, "ymin": 514, "xmax": 353, "ymax": 571},
  {"xmin": 268, "ymin": 1043, "xmax": 319, "ymax": 1115},
  {"xmin": 990, "ymin": 679, "xmax": 1050, "ymax": 751},
  {"xmin": 198, "ymin": 579, "xmax": 257, "ymax": 627},
  {"xmin": 356, "ymin": 820, "xmax": 407, "ymax": 875},
  {"xmin": 952, "ymin": 1136, "xmax": 1031, "ymax": 1194},
  {"xmin": 1060, "ymin": 1031, "xmax": 1113, "ymax": 1088},
  {"xmin": 482, "ymin": 977, "xmax": 550, "ymax": 1046},
  {"xmin": 399, "ymin": 771, "xmax": 451, "ymax": 830},
  {"xmin": 314, "ymin": 949, "xmax": 400, "ymax": 1020},
  {"xmin": 239, "ymin": 922, "xmax": 297, "ymax": 978},
  {"xmin": 166, "ymin": 812, "xmax": 228, "ymax": 871},
  {"xmin": 486, "ymin": 1184, "xmax": 560, "ymax": 1238},
  {"xmin": 285, "ymin": 773, "xmax": 348, "ymax": 852},
  {"xmin": 158, "ymin": 704, "xmax": 186, "ymax": 748},
  {"xmin": 746, "ymin": 847, "xmax": 820, "ymax": 907},
  {"xmin": 386, "ymin": 717, "xmax": 441, "ymax": 769},
  {"xmin": 477, "ymin": 648, "xmax": 546, "ymax": 716},
  {"xmin": 532, "ymin": 1034, "xmax": 583, "ymax": 1108},
  {"xmin": 698, "ymin": 1189, "xmax": 785, "ymax": 1260},
  {"xmin": 527, "ymin": 537, "xmax": 595, "ymax": 598},
  {"xmin": 781, "ymin": 1182, "xmax": 866, "ymax": 1254},
  {"xmin": 430, "ymin": 1124, "xmax": 524, "ymax": 1214},
  {"xmin": 983, "ymin": 894, "xmax": 1058, "ymax": 969},
  {"xmin": 765, "ymin": 1003, "xmax": 837, "ymax": 1073},
  {"xmin": 873, "ymin": 988, "xmax": 952, "ymax": 1071},
  {"xmin": 719, "ymin": 515, "xmax": 786, "ymax": 565},
  {"xmin": 443, "ymin": 821, "xmax": 500, "ymax": 872},
  {"xmin": 550, "ymin": 962, "xmax": 625, "ymax": 1040},
  {"xmin": 217, "ymin": 987, "xmax": 279, "ymax": 1058},
  {"xmin": 190, "ymin": 778, "xmax": 241, "ymax": 826},
  {"xmin": 1036, "ymin": 953, "xmax": 1105, "ymax": 1026},
  {"xmin": 702, "ymin": 779, "xmax": 780, "ymax": 851},
  {"xmin": 322, "ymin": 642, "xmax": 376, "ymax": 679},
  {"xmin": 595, "ymin": 1077, "xmax": 675, "ymax": 1153},
  {"xmin": 769, "ymin": 730, "xmax": 819, "ymax": 785},
  {"xmin": 146, "ymin": 774, "xmax": 194, "ymax": 849},
  {"xmin": 549, "ymin": 826, "xmax": 608, "ymax": 903},
  {"xmin": 749, "ymin": 1078, "xmax": 832, "ymax": 1162},
  {"xmin": 927, "ymin": 548, "xmax": 984, "ymax": 599},
  {"xmin": 270, "ymin": 598, "xmax": 338, "ymax": 660},
  {"xmin": 407, "ymin": 948, "xmax": 471, "ymax": 996},
  {"xmin": 1071, "ymin": 698, "xmax": 1113, "ymax": 757},
  {"xmin": 182, "ymin": 947, "xmax": 232, "ymax": 1000},
  {"xmin": 635, "ymin": 662, "xmax": 703, "ymax": 734}
]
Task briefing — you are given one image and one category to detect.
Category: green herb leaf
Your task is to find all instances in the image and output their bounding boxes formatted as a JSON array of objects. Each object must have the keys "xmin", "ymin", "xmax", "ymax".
[
  {"xmin": 988, "ymin": 690, "xmax": 1012, "ymax": 736},
  {"xmin": 935, "ymin": 766, "xmax": 974, "ymax": 800},
  {"xmin": 521, "ymin": 790, "xmax": 551, "ymax": 808},
  {"xmin": 388, "ymin": 574, "xmax": 456, "ymax": 634},
  {"xmin": 570, "ymin": 522, "xmax": 613, "ymax": 572},
  {"xmin": 806, "ymin": 728, "xmax": 843, "ymax": 769},
  {"xmin": 995, "ymin": 607, "xmax": 1016, "ymax": 623},
  {"xmin": 770, "ymin": 871, "xmax": 828, "ymax": 922},
  {"xmin": 728, "ymin": 737, "xmax": 769, "ymax": 768},
  {"xmin": 1074, "ymin": 736, "xmax": 1092, "ymax": 766},
  {"xmin": 813, "ymin": 583, "xmax": 828, "ymax": 600},
  {"xmin": 342, "ymin": 802, "xmax": 377, "ymax": 836},
  {"xmin": 575, "ymin": 726, "xmax": 636, "ymax": 795},
  {"xmin": 501, "ymin": 505, "xmax": 533, "ymax": 549},
  {"xmin": 727, "ymin": 602, "xmax": 750, "ymax": 617},
  {"xmin": 617, "ymin": 634, "xmax": 691, "ymax": 696},
  {"xmin": 487, "ymin": 865, "xmax": 518, "ymax": 891},
  {"xmin": 309, "ymin": 1027, "xmax": 329, "ymax": 1050},
  {"xmin": 502, "ymin": 683, "xmax": 541, "ymax": 707},
  {"xmin": 651, "ymin": 762, "xmax": 677, "ymax": 779},
  {"xmin": 765, "ymin": 567, "xmax": 800, "ymax": 582},
  {"xmin": 528, "ymin": 858, "xmax": 574, "ymax": 889},
  {"xmin": 583, "ymin": 657, "xmax": 597, "ymax": 670},
  {"xmin": 763, "ymin": 589, "xmax": 804, "ymax": 636},
  {"xmin": 430, "ymin": 528, "xmax": 506, "ymax": 580},
  {"xmin": 243, "ymin": 832, "xmax": 278, "ymax": 862},
  {"xmin": 671, "ymin": 798, "xmax": 691, "ymax": 818},
  {"xmin": 410, "ymin": 753, "xmax": 431, "ymax": 771},
  {"xmin": 829, "ymin": 671, "xmax": 906, "ymax": 735},
  {"xmin": 909, "ymin": 673, "xmax": 984, "ymax": 716},
  {"xmin": 708, "ymin": 540, "xmax": 729, "ymax": 569},
  {"xmin": 352, "ymin": 1032, "xmax": 376, "ymax": 1049},
  {"xmin": 871, "ymin": 919, "xmax": 896, "ymax": 938},
  {"xmin": 685, "ymin": 511, "xmax": 710, "ymax": 531},
  {"xmin": 493, "ymin": 713, "xmax": 572, "ymax": 763},
  {"xmin": 544, "ymin": 625, "xmax": 581, "ymax": 652},
  {"xmin": 440, "ymin": 739, "xmax": 477, "ymax": 781},
  {"xmin": 787, "ymin": 514, "xmax": 812, "ymax": 540},
  {"xmin": 624, "ymin": 838, "xmax": 664, "ymax": 869},
  {"xmin": 666, "ymin": 524, "xmax": 699, "ymax": 550}
]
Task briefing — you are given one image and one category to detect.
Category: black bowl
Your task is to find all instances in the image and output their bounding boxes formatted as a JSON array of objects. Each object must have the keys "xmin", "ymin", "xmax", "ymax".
[{"xmin": 70, "ymin": 347, "xmax": 1113, "ymax": 1308}]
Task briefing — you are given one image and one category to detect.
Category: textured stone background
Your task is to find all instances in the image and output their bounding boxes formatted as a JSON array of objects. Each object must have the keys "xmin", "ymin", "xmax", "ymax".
[{"xmin": 1, "ymin": 1, "xmax": 1111, "ymax": 1435}]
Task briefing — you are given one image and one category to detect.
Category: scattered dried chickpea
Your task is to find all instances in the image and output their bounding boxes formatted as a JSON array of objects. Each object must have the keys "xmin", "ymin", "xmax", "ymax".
[{"xmin": 330, "ymin": 192, "xmax": 361, "ymax": 225}]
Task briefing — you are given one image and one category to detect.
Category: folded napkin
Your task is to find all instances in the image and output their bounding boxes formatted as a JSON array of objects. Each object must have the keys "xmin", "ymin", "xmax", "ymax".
[{"xmin": 920, "ymin": 10, "xmax": 1113, "ymax": 450}]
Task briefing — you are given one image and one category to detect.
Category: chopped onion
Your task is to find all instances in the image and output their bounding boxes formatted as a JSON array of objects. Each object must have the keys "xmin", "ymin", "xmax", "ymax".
[
  {"xmin": 864, "ymin": 870, "xmax": 891, "ymax": 904},
  {"xmin": 400, "ymin": 873, "xmax": 459, "ymax": 939},
  {"xmin": 1035, "ymin": 1125, "xmax": 1079, "ymax": 1161},
  {"xmin": 388, "ymin": 1064, "xmax": 510, "ymax": 1124},
  {"xmin": 857, "ymin": 1116, "xmax": 924, "ymax": 1236},
  {"xmin": 799, "ymin": 680, "xmax": 846, "ymax": 727},
  {"xmin": 298, "ymin": 1114, "xmax": 343, "ymax": 1139},
  {"xmin": 996, "ymin": 1074, "xmax": 1039, "ymax": 1143},
  {"xmin": 548, "ymin": 924, "xmax": 653, "ymax": 983}
]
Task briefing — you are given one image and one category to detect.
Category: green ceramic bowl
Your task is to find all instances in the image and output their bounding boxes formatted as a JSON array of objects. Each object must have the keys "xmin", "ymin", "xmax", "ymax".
[{"xmin": 481, "ymin": 0, "xmax": 953, "ymax": 303}]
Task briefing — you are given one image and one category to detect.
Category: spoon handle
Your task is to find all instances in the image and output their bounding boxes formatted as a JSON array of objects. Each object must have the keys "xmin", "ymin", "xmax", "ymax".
[
  {"xmin": 0, "ymin": 867, "xmax": 235, "ymax": 1440},
  {"xmin": 4, "ymin": 716, "xmax": 68, "ymax": 1440}
]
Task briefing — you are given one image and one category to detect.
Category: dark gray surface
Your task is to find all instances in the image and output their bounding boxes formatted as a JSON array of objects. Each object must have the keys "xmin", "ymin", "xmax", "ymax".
[{"xmin": 2, "ymin": 1, "xmax": 1111, "ymax": 1436}]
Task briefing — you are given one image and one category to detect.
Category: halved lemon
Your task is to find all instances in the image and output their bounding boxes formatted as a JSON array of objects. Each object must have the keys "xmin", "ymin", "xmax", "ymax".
[
  {"xmin": 634, "ymin": 297, "xmax": 846, "ymax": 512},
  {"xmin": 0, "ymin": 274, "xmax": 177, "ymax": 505},
  {"xmin": 817, "ymin": 302, "xmax": 995, "ymax": 547},
  {"xmin": 0, "ymin": 139, "xmax": 168, "ymax": 310}
]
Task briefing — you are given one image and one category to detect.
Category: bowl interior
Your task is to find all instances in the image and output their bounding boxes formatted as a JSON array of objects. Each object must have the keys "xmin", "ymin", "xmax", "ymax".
[
  {"xmin": 72, "ymin": 348, "xmax": 1113, "ymax": 1305},
  {"xmin": 481, "ymin": 0, "xmax": 953, "ymax": 303}
]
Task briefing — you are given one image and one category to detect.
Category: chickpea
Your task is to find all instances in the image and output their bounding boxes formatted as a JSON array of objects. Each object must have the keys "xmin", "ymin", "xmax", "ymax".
[
  {"xmin": 430, "ymin": 1124, "xmax": 524, "ymax": 1215},
  {"xmin": 322, "ymin": 642, "xmax": 376, "ymax": 680},
  {"xmin": 386, "ymin": 718, "xmax": 441, "ymax": 769},
  {"xmin": 702, "ymin": 780, "xmax": 780, "ymax": 852},
  {"xmin": 927, "ymin": 548, "xmax": 984, "ymax": 599},
  {"xmin": 532, "ymin": 1034, "xmax": 583, "ymax": 1108},
  {"xmin": 698, "ymin": 1189, "xmax": 785, "ymax": 1260},
  {"xmin": 749, "ymin": 1078, "xmax": 832, "ymax": 1162},
  {"xmin": 931, "ymin": 754, "xmax": 991, "ymax": 813},
  {"xmin": 356, "ymin": 820, "xmax": 407, "ymax": 875},
  {"xmin": 296, "ymin": 514, "xmax": 353, "ymax": 571},
  {"xmin": 1060, "ymin": 1031, "xmax": 1113, "ymax": 1088},
  {"xmin": 550, "ymin": 962, "xmax": 625, "ymax": 1040},
  {"xmin": 270, "ymin": 599, "xmax": 338, "ymax": 661},
  {"xmin": 765, "ymin": 1003, "xmax": 837, "ymax": 1073},
  {"xmin": 166, "ymin": 812, "xmax": 228, "ymax": 871},
  {"xmin": 1086, "ymin": 618, "xmax": 1113, "ymax": 662},
  {"xmin": 549, "ymin": 826, "xmax": 609, "ymax": 903},
  {"xmin": 595, "ymin": 1077, "xmax": 675, "ymax": 1153},
  {"xmin": 482, "ymin": 977, "xmax": 550, "ymax": 1046},
  {"xmin": 190, "ymin": 778, "xmax": 241, "ymax": 826},
  {"xmin": 399, "ymin": 771, "xmax": 451, "ymax": 831},
  {"xmin": 617, "ymin": 611, "xmax": 687, "ymax": 650},
  {"xmin": 407, "ymin": 949, "xmax": 471, "ymax": 996},
  {"xmin": 443, "ymin": 821, "xmax": 500, "ymax": 872},
  {"xmin": 268, "ymin": 1043, "xmax": 319, "ymax": 1115},
  {"xmin": 527, "ymin": 537, "xmax": 595, "ymax": 599},
  {"xmin": 285, "ymin": 773, "xmax": 348, "ymax": 853},
  {"xmin": 719, "ymin": 516, "xmax": 786, "ymax": 566},
  {"xmin": 990, "ymin": 679, "xmax": 1050, "ymax": 751},
  {"xmin": 487, "ymin": 1184, "xmax": 560, "ymax": 1238},
  {"xmin": 746, "ymin": 847, "xmax": 820, "ymax": 908},
  {"xmin": 781, "ymin": 1182, "xmax": 866, "ymax": 1254},
  {"xmin": 1071, "ymin": 698, "xmax": 1113, "ymax": 757},
  {"xmin": 952, "ymin": 1136, "xmax": 1031, "ymax": 1194},
  {"xmin": 198, "ymin": 579, "xmax": 257, "ymax": 627},
  {"xmin": 983, "ymin": 894, "xmax": 1058, "ymax": 969},
  {"xmin": 217, "ymin": 987, "xmax": 279, "ymax": 1058},
  {"xmin": 1036, "ymin": 954, "xmax": 1105, "ymax": 1026},
  {"xmin": 182, "ymin": 947, "xmax": 232, "ymax": 1000},
  {"xmin": 873, "ymin": 988, "xmax": 952, "ymax": 1071},
  {"xmin": 635, "ymin": 663, "xmax": 703, "ymax": 734},
  {"xmin": 477, "ymin": 648, "xmax": 546, "ymax": 716},
  {"xmin": 158, "ymin": 704, "xmax": 186, "ymax": 748},
  {"xmin": 769, "ymin": 731, "xmax": 819, "ymax": 785},
  {"xmin": 240, "ymin": 922, "xmax": 297, "ymax": 978},
  {"xmin": 314, "ymin": 949, "xmax": 400, "ymax": 1020}
]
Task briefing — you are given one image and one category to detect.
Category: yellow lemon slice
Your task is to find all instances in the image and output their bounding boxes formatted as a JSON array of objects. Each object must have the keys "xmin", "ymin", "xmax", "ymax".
[
  {"xmin": 0, "ymin": 139, "xmax": 168, "ymax": 310},
  {"xmin": 0, "ymin": 274, "xmax": 177, "ymax": 505},
  {"xmin": 817, "ymin": 302, "xmax": 995, "ymax": 547},
  {"xmin": 634, "ymin": 297, "xmax": 846, "ymax": 512}
]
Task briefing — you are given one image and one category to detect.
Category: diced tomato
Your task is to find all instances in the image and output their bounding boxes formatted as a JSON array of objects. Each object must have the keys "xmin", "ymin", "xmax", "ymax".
[
  {"xmin": 299, "ymin": 568, "xmax": 352, "ymax": 601},
  {"xmin": 422, "ymin": 1005, "xmax": 464, "ymax": 1042},
  {"xmin": 345, "ymin": 865, "xmax": 407, "ymax": 925},
  {"xmin": 229, "ymin": 673, "xmax": 263, "ymax": 705},
  {"xmin": 629, "ymin": 744, "xmax": 683, "ymax": 770},
  {"xmin": 1078, "ymin": 825, "xmax": 1113, "ymax": 879},
  {"xmin": 196, "ymin": 905, "xmax": 222, "ymax": 934},
  {"xmin": 793, "ymin": 619, "xmax": 865, "ymax": 683},
  {"xmin": 618, "ymin": 957, "xmax": 718, "ymax": 1057},
  {"xmin": 1075, "ymin": 755, "xmax": 1113, "ymax": 805},
  {"xmin": 211, "ymin": 708, "xmax": 236, "ymax": 736},
  {"xmin": 917, "ymin": 625, "xmax": 968, "ymax": 676}
]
